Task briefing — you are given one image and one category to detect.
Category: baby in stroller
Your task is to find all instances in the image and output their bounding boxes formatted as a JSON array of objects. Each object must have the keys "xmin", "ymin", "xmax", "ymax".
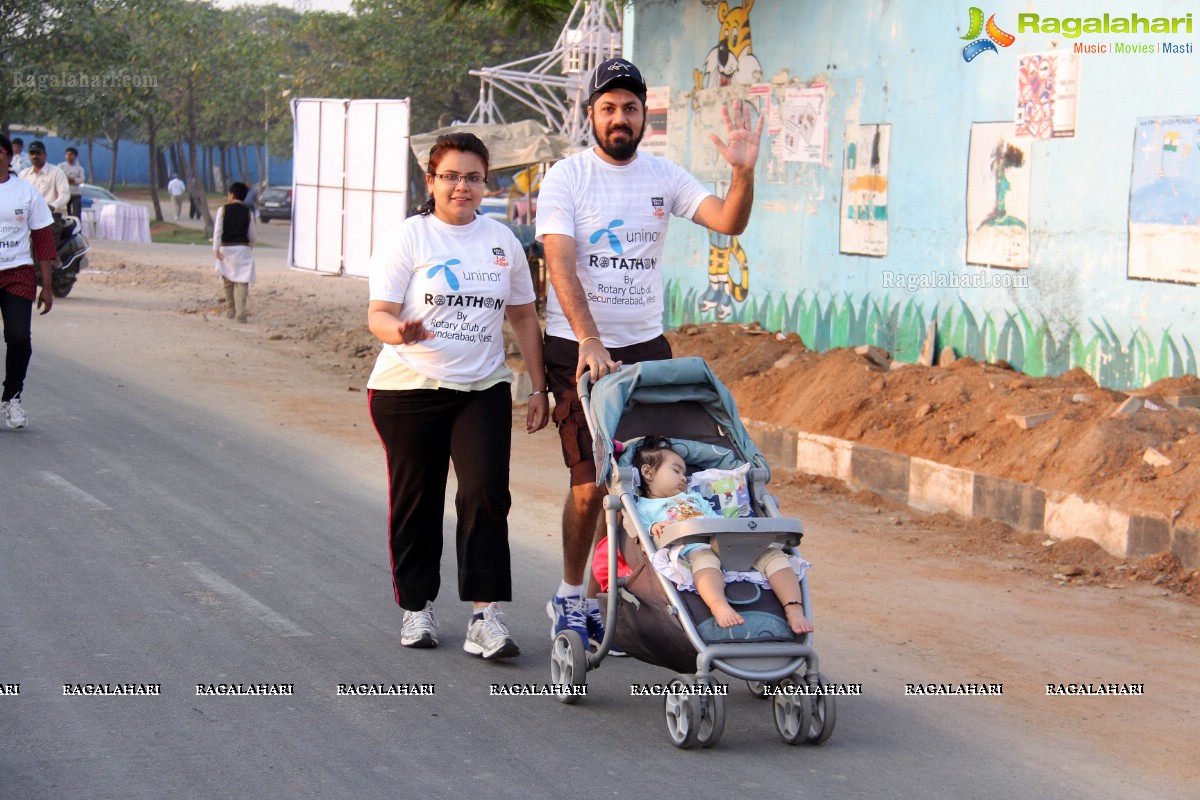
[{"xmin": 632, "ymin": 435, "xmax": 814, "ymax": 635}]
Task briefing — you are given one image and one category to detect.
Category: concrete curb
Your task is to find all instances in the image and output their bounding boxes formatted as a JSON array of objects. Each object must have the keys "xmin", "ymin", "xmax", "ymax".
[{"xmin": 743, "ymin": 420, "xmax": 1197, "ymax": 569}]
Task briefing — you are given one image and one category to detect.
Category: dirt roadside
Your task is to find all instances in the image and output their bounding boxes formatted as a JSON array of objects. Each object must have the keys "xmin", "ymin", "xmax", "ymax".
[{"xmin": 56, "ymin": 242, "xmax": 1200, "ymax": 788}]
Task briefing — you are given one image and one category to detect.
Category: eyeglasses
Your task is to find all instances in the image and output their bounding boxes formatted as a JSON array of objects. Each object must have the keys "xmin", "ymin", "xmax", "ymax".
[{"xmin": 434, "ymin": 173, "xmax": 486, "ymax": 186}]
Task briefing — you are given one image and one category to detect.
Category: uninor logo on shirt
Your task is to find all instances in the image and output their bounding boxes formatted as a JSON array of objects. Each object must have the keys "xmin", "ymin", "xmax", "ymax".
[
  {"xmin": 427, "ymin": 259, "xmax": 461, "ymax": 290},
  {"xmin": 589, "ymin": 219, "xmax": 625, "ymax": 255}
]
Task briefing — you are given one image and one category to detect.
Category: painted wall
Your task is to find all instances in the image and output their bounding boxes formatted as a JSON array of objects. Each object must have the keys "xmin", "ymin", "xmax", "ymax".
[{"xmin": 628, "ymin": 0, "xmax": 1200, "ymax": 389}]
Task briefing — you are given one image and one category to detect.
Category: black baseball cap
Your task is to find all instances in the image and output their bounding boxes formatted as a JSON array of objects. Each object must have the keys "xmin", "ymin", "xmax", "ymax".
[
  {"xmin": 27, "ymin": 140, "xmax": 46, "ymax": 154},
  {"xmin": 588, "ymin": 58, "xmax": 647, "ymax": 105}
]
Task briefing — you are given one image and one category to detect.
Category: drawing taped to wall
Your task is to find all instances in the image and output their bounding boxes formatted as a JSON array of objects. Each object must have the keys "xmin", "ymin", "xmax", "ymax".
[
  {"xmin": 1015, "ymin": 51, "xmax": 1080, "ymax": 140},
  {"xmin": 1129, "ymin": 116, "xmax": 1200, "ymax": 284},
  {"xmin": 780, "ymin": 86, "xmax": 827, "ymax": 164},
  {"xmin": 840, "ymin": 124, "xmax": 890, "ymax": 257},
  {"xmin": 967, "ymin": 122, "xmax": 1032, "ymax": 269}
]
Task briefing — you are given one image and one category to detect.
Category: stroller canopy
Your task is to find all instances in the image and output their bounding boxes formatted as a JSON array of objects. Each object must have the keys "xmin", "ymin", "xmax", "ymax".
[{"xmin": 580, "ymin": 357, "xmax": 768, "ymax": 486}]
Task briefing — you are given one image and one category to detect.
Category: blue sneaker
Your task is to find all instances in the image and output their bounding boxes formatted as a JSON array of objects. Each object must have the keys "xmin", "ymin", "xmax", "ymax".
[
  {"xmin": 546, "ymin": 594, "xmax": 588, "ymax": 642},
  {"xmin": 586, "ymin": 604, "xmax": 626, "ymax": 657}
]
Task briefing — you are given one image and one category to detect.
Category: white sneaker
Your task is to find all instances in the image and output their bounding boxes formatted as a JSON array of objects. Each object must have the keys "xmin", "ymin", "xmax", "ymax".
[
  {"xmin": 401, "ymin": 601, "xmax": 438, "ymax": 648},
  {"xmin": 3, "ymin": 398, "xmax": 27, "ymax": 429},
  {"xmin": 464, "ymin": 603, "xmax": 520, "ymax": 660}
]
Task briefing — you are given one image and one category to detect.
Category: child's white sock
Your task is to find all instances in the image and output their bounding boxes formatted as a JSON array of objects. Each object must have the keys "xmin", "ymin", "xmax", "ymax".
[
  {"xmin": 586, "ymin": 598, "xmax": 600, "ymax": 612},
  {"xmin": 557, "ymin": 581, "xmax": 584, "ymax": 598}
]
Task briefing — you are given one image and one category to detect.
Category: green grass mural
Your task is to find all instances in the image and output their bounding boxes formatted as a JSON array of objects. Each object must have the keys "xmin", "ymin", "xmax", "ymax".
[{"xmin": 663, "ymin": 279, "xmax": 1197, "ymax": 390}]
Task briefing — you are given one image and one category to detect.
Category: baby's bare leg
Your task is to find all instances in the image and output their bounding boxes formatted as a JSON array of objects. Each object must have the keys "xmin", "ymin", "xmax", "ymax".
[
  {"xmin": 766, "ymin": 568, "xmax": 813, "ymax": 635},
  {"xmin": 693, "ymin": 568, "xmax": 743, "ymax": 628}
]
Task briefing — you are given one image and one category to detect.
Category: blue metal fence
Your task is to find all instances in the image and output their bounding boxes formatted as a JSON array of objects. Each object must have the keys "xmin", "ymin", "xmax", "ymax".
[{"xmin": 14, "ymin": 133, "xmax": 293, "ymax": 187}]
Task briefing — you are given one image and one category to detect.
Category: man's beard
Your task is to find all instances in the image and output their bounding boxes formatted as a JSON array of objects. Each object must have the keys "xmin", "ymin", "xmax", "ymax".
[{"xmin": 592, "ymin": 117, "xmax": 645, "ymax": 162}]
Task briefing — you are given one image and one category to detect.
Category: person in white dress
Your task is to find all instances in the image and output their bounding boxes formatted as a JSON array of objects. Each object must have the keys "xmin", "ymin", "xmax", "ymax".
[{"xmin": 212, "ymin": 182, "xmax": 256, "ymax": 323}]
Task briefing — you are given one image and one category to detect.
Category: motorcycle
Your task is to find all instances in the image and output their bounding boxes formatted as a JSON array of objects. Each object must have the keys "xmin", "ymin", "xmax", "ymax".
[{"xmin": 51, "ymin": 215, "xmax": 90, "ymax": 298}]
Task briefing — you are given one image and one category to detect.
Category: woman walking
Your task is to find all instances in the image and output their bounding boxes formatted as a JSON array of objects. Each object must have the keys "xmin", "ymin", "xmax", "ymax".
[{"xmin": 367, "ymin": 133, "xmax": 548, "ymax": 659}]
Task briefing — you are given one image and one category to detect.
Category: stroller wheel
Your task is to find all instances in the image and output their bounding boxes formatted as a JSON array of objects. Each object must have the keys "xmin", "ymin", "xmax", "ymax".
[
  {"xmin": 772, "ymin": 676, "xmax": 814, "ymax": 745},
  {"xmin": 696, "ymin": 681, "xmax": 726, "ymax": 748},
  {"xmin": 746, "ymin": 680, "xmax": 772, "ymax": 698},
  {"xmin": 663, "ymin": 676, "xmax": 702, "ymax": 749},
  {"xmin": 805, "ymin": 674, "xmax": 837, "ymax": 745},
  {"xmin": 550, "ymin": 630, "xmax": 587, "ymax": 704}
]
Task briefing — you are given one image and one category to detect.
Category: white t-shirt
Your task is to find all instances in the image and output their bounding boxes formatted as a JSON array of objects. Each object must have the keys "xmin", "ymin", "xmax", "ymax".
[
  {"xmin": 368, "ymin": 212, "xmax": 535, "ymax": 385},
  {"xmin": 536, "ymin": 148, "xmax": 710, "ymax": 347},
  {"xmin": 0, "ymin": 176, "xmax": 54, "ymax": 271}
]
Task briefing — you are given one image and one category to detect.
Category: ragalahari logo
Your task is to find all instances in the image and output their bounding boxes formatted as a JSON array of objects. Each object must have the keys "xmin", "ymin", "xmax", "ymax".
[{"xmin": 961, "ymin": 7, "xmax": 1015, "ymax": 62}]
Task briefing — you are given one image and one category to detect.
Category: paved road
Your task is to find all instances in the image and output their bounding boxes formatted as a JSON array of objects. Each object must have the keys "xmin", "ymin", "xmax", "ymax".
[{"xmin": 0, "ymin": 286, "xmax": 1176, "ymax": 799}]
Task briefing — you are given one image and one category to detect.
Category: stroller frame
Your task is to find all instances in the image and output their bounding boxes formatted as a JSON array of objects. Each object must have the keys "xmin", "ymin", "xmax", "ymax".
[{"xmin": 550, "ymin": 357, "xmax": 836, "ymax": 748}]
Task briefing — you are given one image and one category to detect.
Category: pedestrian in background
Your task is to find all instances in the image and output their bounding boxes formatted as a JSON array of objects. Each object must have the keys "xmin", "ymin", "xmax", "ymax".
[
  {"xmin": 11, "ymin": 137, "xmax": 31, "ymax": 174},
  {"xmin": 58, "ymin": 147, "xmax": 86, "ymax": 220},
  {"xmin": 167, "ymin": 174, "xmax": 186, "ymax": 221},
  {"xmin": 213, "ymin": 181, "xmax": 256, "ymax": 323}
]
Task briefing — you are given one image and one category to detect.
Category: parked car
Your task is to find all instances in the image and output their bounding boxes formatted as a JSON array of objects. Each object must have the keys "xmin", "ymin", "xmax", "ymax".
[
  {"xmin": 79, "ymin": 183, "xmax": 134, "ymax": 210},
  {"xmin": 258, "ymin": 185, "xmax": 292, "ymax": 223}
]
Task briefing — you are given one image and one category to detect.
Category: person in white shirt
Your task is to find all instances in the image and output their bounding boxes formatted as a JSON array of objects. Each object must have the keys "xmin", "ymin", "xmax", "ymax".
[
  {"xmin": 58, "ymin": 147, "xmax": 86, "ymax": 219},
  {"xmin": 19, "ymin": 140, "xmax": 70, "ymax": 217},
  {"xmin": 0, "ymin": 134, "xmax": 56, "ymax": 430},
  {"xmin": 535, "ymin": 57, "xmax": 763, "ymax": 647},
  {"xmin": 167, "ymin": 175, "xmax": 186, "ymax": 220},
  {"xmin": 11, "ymin": 138, "xmax": 32, "ymax": 174},
  {"xmin": 366, "ymin": 132, "xmax": 548, "ymax": 660}
]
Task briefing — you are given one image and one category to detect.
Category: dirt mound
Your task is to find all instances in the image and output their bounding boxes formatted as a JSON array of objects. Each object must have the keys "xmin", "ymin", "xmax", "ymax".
[{"xmin": 667, "ymin": 322, "xmax": 1200, "ymax": 531}]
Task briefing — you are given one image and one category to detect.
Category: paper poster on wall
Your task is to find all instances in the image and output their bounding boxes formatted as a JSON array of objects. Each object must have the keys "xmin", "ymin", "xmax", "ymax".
[
  {"xmin": 643, "ymin": 86, "xmax": 670, "ymax": 158},
  {"xmin": 779, "ymin": 86, "xmax": 827, "ymax": 164},
  {"xmin": 747, "ymin": 83, "xmax": 777, "ymax": 134},
  {"xmin": 1015, "ymin": 52, "xmax": 1080, "ymax": 139},
  {"xmin": 1129, "ymin": 116, "xmax": 1200, "ymax": 284},
  {"xmin": 839, "ymin": 124, "xmax": 890, "ymax": 257},
  {"xmin": 966, "ymin": 122, "xmax": 1032, "ymax": 270}
]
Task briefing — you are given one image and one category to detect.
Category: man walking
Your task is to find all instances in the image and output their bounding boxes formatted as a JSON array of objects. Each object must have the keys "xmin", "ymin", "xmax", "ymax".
[
  {"xmin": 167, "ymin": 174, "xmax": 186, "ymax": 221},
  {"xmin": 535, "ymin": 57, "xmax": 763, "ymax": 644},
  {"xmin": 58, "ymin": 147, "xmax": 86, "ymax": 220}
]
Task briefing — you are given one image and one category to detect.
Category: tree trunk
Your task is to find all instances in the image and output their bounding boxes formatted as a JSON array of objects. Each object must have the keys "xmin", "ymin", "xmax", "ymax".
[
  {"xmin": 147, "ymin": 117, "xmax": 163, "ymax": 223},
  {"xmin": 107, "ymin": 135, "xmax": 119, "ymax": 193},
  {"xmin": 156, "ymin": 148, "xmax": 169, "ymax": 189},
  {"xmin": 184, "ymin": 74, "xmax": 213, "ymax": 236},
  {"xmin": 255, "ymin": 144, "xmax": 265, "ymax": 188}
]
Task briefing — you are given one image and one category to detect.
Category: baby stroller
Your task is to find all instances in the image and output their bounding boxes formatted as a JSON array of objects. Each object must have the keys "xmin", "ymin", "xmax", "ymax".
[{"xmin": 549, "ymin": 357, "xmax": 837, "ymax": 748}]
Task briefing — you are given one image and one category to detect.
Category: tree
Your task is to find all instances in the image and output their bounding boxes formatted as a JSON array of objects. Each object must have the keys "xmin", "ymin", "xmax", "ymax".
[
  {"xmin": 1, "ymin": 0, "xmax": 101, "ymax": 132},
  {"xmin": 293, "ymin": 0, "xmax": 565, "ymax": 132}
]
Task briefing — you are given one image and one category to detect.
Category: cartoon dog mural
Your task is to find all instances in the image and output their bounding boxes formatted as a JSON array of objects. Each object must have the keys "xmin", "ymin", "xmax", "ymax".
[{"xmin": 694, "ymin": 1, "xmax": 760, "ymax": 320}]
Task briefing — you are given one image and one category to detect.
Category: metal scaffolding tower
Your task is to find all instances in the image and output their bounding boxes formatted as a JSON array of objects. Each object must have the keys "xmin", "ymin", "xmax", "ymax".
[{"xmin": 467, "ymin": 0, "xmax": 622, "ymax": 148}]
